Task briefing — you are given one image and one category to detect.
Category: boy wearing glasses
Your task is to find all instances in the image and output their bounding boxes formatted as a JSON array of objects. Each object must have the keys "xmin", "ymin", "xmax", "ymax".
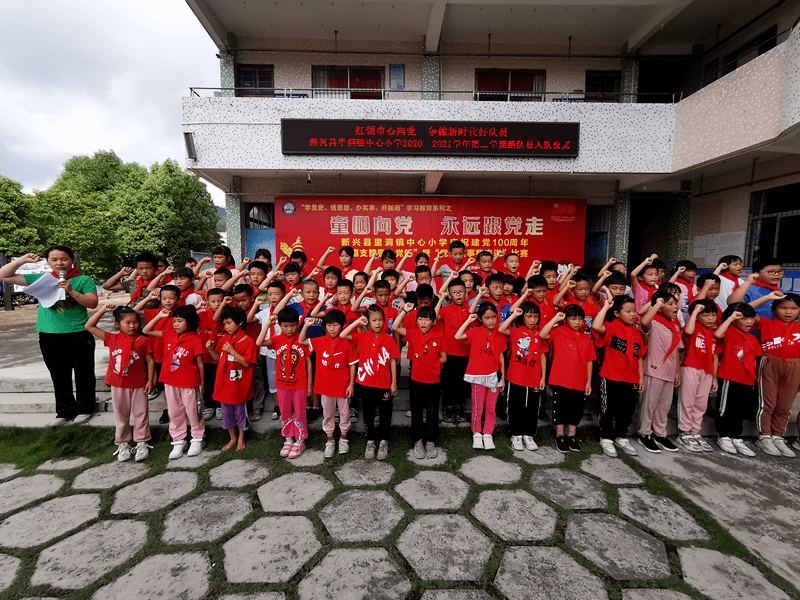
[
  {"xmin": 727, "ymin": 257, "xmax": 785, "ymax": 325},
  {"xmin": 439, "ymin": 278, "xmax": 474, "ymax": 423}
]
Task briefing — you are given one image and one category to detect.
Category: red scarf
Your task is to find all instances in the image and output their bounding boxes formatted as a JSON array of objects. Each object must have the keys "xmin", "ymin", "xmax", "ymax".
[
  {"xmin": 720, "ymin": 272, "xmax": 740, "ymax": 291},
  {"xmin": 118, "ymin": 333, "xmax": 138, "ymax": 375},
  {"xmin": 50, "ymin": 267, "xmax": 81, "ymax": 279},
  {"xmin": 754, "ymin": 280, "xmax": 780, "ymax": 292},
  {"xmin": 654, "ymin": 314, "xmax": 681, "ymax": 362},
  {"xmin": 694, "ymin": 322, "xmax": 716, "ymax": 375},
  {"xmin": 223, "ymin": 331, "xmax": 248, "ymax": 364},
  {"xmin": 726, "ymin": 326, "xmax": 759, "ymax": 380},
  {"xmin": 639, "ymin": 282, "xmax": 657, "ymax": 301}
]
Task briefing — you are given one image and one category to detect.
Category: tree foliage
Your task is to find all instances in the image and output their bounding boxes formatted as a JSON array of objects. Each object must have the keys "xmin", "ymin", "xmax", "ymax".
[{"xmin": 0, "ymin": 177, "xmax": 40, "ymax": 256}]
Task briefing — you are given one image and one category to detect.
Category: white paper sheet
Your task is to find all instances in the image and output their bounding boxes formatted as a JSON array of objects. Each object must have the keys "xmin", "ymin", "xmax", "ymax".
[{"xmin": 23, "ymin": 274, "xmax": 66, "ymax": 308}]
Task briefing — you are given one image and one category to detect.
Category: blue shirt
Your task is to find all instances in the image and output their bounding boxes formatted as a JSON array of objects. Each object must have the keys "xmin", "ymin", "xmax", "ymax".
[{"xmin": 291, "ymin": 303, "xmax": 325, "ymax": 339}]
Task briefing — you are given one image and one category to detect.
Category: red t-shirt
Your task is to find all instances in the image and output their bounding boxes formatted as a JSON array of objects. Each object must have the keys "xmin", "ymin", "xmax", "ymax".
[
  {"xmin": 403, "ymin": 308, "xmax": 444, "ymax": 335},
  {"xmin": 549, "ymin": 325, "xmax": 597, "ymax": 390},
  {"xmin": 310, "ymin": 336, "xmax": 358, "ymax": 397},
  {"xmin": 213, "ymin": 332, "xmax": 259, "ymax": 404},
  {"xmin": 373, "ymin": 303, "xmax": 399, "ymax": 336},
  {"xmin": 506, "ymin": 327, "xmax": 548, "ymax": 388},
  {"xmin": 272, "ymin": 333, "xmax": 311, "ymax": 390},
  {"xmin": 717, "ymin": 326, "xmax": 762, "ymax": 385},
  {"xmin": 533, "ymin": 298, "xmax": 558, "ymax": 327},
  {"xmin": 103, "ymin": 332, "xmax": 153, "ymax": 388},
  {"xmin": 682, "ymin": 323, "xmax": 720, "ymax": 375},
  {"xmin": 159, "ymin": 329, "xmax": 204, "ymax": 388},
  {"xmin": 406, "ymin": 328, "xmax": 445, "ymax": 384},
  {"xmin": 144, "ymin": 309, "xmax": 174, "ymax": 363},
  {"xmin": 756, "ymin": 317, "xmax": 800, "ymax": 359},
  {"xmin": 564, "ymin": 297, "xmax": 600, "ymax": 334},
  {"xmin": 198, "ymin": 311, "xmax": 225, "ymax": 364},
  {"xmin": 594, "ymin": 319, "xmax": 646, "ymax": 384},
  {"xmin": 439, "ymin": 302, "xmax": 473, "ymax": 356},
  {"xmin": 465, "ymin": 326, "xmax": 508, "ymax": 377},
  {"xmin": 352, "ymin": 331, "xmax": 400, "ymax": 389}
]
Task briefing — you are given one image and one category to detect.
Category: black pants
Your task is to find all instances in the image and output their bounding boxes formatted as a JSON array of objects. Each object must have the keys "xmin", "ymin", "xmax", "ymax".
[
  {"xmin": 442, "ymin": 355, "xmax": 470, "ymax": 409},
  {"xmin": 39, "ymin": 331, "xmax": 96, "ymax": 419},
  {"xmin": 154, "ymin": 362, "xmax": 165, "ymax": 392},
  {"xmin": 506, "ymin": 382, "xmax": 540, "ymax": 436},
  {"xmin": 599, "ymin": 377, "xmax": 638, "ymax": 439},
  {"xmin": 716, "ymin": 378, "xmax": 756, "ymax": 438},
  {"xmin": 552, "ymin": 385, "xmax": 584, "ymax": 426},
  {"xmin": 410, "ymin": 379, "xmax": 439, "ymax": 443},
  {"xmin": 362, "ymin": 386, "xmax": 392, "ymax": 442},
  {"xmin": 203, "ymin": 363, "xmax": 219, "ymax": 409}
]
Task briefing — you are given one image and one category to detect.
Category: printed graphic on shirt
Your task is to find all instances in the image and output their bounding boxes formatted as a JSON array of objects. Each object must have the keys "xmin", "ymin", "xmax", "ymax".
[
  {"xmin": 763, "ymin": 332, "xmax": 800, "ymax": 353},
  {"xmin": 171, "ymin": 346, "xmax": 190, "ymax": 371},
  {"xmin": 357, "ymin": 345, "xmax": 393, "ymax": 383},
  {"xmin": 412, "ymin": 339, "xmax": 439, "ymax": 359},
  {"xmin": 321, "ymin": 349, "xmax": 349, "ymax": 369},
  {"xmin": 229, "ymin": 370, "xmax": 243, "ymax": 381},
  {"xmin": 111, "ymin": 349, "xmax": 143, "ymax": 376},
  {"xmin": 610, "ymin": 336, "xmax": 642, "ymax": 358},
  {"xmin": 279, "ymin": 347, "xmax": 301, "ymax": 381}
]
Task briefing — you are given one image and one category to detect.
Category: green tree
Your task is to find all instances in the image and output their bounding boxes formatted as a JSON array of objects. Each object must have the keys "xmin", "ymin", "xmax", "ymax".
[{"xmin": 0, "ymin": 176, "xmax": 40, "ymax": 256}]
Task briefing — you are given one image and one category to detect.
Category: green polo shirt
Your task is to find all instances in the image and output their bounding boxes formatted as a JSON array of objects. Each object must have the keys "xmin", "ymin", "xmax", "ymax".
[{"xmin": 24, "ymin": 273, "xmax": 97, "ymax": 334}]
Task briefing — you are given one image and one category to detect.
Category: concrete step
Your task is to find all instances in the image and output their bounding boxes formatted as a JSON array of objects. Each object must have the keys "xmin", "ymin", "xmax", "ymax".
[
  {"xmin": 0, "ymin": 393, "xmax": 109, "ymax": 415},
  {"xmin": 0, "ymin": 378, "xmax": 110, "ymax": 394}
]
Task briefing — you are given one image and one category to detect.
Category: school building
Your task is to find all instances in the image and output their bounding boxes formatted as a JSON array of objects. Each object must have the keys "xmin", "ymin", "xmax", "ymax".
[{"xmin": 182, "ymin": 0, "xmax": 800, "ymax": 284}]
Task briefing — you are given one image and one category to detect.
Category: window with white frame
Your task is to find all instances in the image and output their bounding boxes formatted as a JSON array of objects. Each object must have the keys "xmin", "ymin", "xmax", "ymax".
[{"xmin": 311, "ymin": 66, "xmax": 384, "ymax": 99}]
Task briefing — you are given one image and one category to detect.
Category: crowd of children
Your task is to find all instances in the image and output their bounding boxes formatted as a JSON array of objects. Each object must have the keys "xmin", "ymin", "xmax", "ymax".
[{"xmin": 92, "ymin": 242, "xmax": 800, "ymax": 463}]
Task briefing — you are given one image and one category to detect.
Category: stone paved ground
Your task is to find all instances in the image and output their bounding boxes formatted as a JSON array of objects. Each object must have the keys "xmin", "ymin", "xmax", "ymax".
[{"xmin": 0, "ymin": 425, "xmax": 798, "ymax": 600}]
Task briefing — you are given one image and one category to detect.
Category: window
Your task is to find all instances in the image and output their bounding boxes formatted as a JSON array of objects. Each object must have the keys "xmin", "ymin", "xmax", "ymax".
[
  {"xmin": 474, "ymin": 69, "xmax": 545, "ymax": 102},
  {"xmin": 311, "ymin": 66, "xmax": 384, "ymax": 99},
  {"xmin": 236, "ymin": 64, "xmax": 274, "ymax": 97},
  {"xmin": 247, "ymin": 203, "xmax": 275, "ymax": 230},
  {"xmin": 746, "ymin": 182, "xmax": 800, "ymax": 268},
  {"xmin": 585, "ymin": 70, "xmax": 621, "ymax": 103},
  {"xmin": 723, "ymin": 25, "xmax": 778, "ymax": 75}
]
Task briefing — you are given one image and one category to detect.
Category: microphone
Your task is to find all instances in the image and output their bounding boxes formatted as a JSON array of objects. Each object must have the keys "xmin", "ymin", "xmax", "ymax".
[{"xmin": 58, "ymin": 271, "xmax": 67, "ymax": 281}]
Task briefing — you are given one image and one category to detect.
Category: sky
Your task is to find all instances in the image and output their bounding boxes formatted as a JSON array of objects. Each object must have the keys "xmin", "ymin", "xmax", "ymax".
[{"xmin": 0, "ymin": 0, "xmax": 226, "ymax": 206}]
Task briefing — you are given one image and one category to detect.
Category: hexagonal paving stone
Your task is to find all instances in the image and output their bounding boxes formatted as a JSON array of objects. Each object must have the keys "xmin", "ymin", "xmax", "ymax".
[
  {"xmin": 37, "ymin": 457, "xmax": 91, "ymax": 471},
  {"xmin": 471, "ymin": 490, "xmax": 557, "ymax": 542},
  {"xmin": 460, "ymin": 456, "xmax": 521, "ymax": 484},
  {"xmin": 530, "ymin": 469, "xmax": 607, "ymax": 510},
  {"xmin": 0, "ymin": 474, "xmax": 64, "ymax": 514},
  {"xmin": 395, "ymin": 471, "xmax": 469, "ymax": 511},
  {"xmin": 0, "ymin": 494, "xmax": 100, "ymax": 548},
  {"xmin": 0, "ymin": 553, "xmax": 21, "ymax": 592},
  {"xmin": 580, "ymin": 455, "xmax": 643, "ymax": 485},
  {"xmin": 92, "ymin": 552, "xmax": 210, "ymax": 600},
  {"xmin": 298, "ymin": 548, "xmax": 411, "ymax": 600},
  {"xmin": 258, "ymin": 473, "xmax": 332, "ymax": 512},
  {"xmin": 566, "ymin": 514, "xmax": 670, "ymax": 581},
  {"xmin": 31, "ymin": 520, "xmax": 148, "ymax": 589},
  {"xmin": 622, "ymin": 591, "xmax": 693, "ymax": 600},
  {"xmin": 513, "ymin": 447, "xmax": 565, "ymax": 466},
  {"xmin": 166, "ymin": 450, "xmax": 221, "ymax": 469},
  {"xmin": 398, "ymin": 515, "xmax": 493, "ymax": 581},
  {"xmin": 406, "ymin": 447, "xmax": 448, "ymax": 466},
  {"xmin": 209, "ymin": 459, "xmax": 270, "ymax": 488},
  {"xmin": 494, "ymin": 546, "xmax": 608, "ymax": 600},
  {"xmin": 320, "ymin": 490, "xmax": 403, "ymax": 542},
  {"xmin": 420, "ymin": 592, "xmax": 492, "ymax": 600},
  {"xmin": 224, "ymin": 516, "xmax": 320, "ymax": 583},
  {"xmin": 220, "ymin": 595, "xmax": 285, "ymax": 600},
  {"xmin": 72, "ymin": 462, "xmax": 149, "ymax": 490},
  {"xmin": 110, "ymin": 471, "xmax": 197, "ymax": 514},
  {"xmin": 285, "ymin": 449, "xmax": 324, "ymax": 467},
  {"xmin": 163, "ymin": 491, "xmax": 252, "ymax": 545},
  {"xmin": 0, "ymin": 463, "xmax": 21, "ymax": 481},
  {"xmin": 335, "ymin": 459, "xmax": 395, "ymax": 486},
  {"xmin": 618, "ymin": 489, "xmax": 709, "ymax": 541},
  {"xmin": 679, "ymin": 547, "xmax": 792, "ymax": 600}
]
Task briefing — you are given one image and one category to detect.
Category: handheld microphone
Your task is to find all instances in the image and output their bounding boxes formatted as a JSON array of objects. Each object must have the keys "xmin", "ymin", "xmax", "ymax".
[{"xmin": 58, "ymin": 271, "xmax": 67, "ymax": 281}]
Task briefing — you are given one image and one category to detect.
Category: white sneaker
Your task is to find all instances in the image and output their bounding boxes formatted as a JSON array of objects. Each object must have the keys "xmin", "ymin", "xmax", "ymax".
[
  {"xmin": 49, "ymin": 417, "xmax": 70, "ymax": 427},
  {"xmin": 472, "ymin": 432, "xmax": 484, "ymax": 449},
  {"xmin": 696, "ymin": 435, "xmax": 714, "ymax": 452},
  {"xmin": 377, "ymin": 440, "xmax": 389, "ymax": 461},
  {"xmin": 114, "ymin": 443, "xmax": 132, "ymax": 462},
  {"xmin": 169, "ymin": 440, "xmax": 186, "ymax": 460},
  {"xmin": 482, "ymin": 434, "xmax": 495, "ymax": 450},
  {"xmin": 600, "ymin": 438, "xmax": 617, "ymax": 457},
  {"xmin": 215, "ymin": 408, "xmax": 223, "ymax": 420},
  {"xmin": 425, "ymin": 442, "xmax": 437, "ymax": 459},
  {"xmin": 679, "ymin": 434, "xmax": 702, "ymax": 453},
  {"xmin": 324, "ymin": 441, "xmax": 336, "ymax": 458},
  {"xmin": 202, "ymin": 408, "xmax": 215, "ymax": 420},
  {"xmin": 523, "ymin": 436, "xmax": 539, "ymax": 451},
  {"xmin": 755, "ymin": 435, "xmax": 780, "ymax": 456},
  {"xmin": 510, "ymin": 435, "xmax": 524, "ymax": 451},
  {"xmin": 717, "ymin": 436, "xmax": 736, "ymax": 454},
  {"xmin": 365, "ymin": 440, "xmax": 377, "ymax": 459},
  {"xmin": 338, "ymin": 438, "xmax": 349, "ymax": 455},
  {"xmin": 614, "ymin": 437, "xmax": 638, "ymax": 456},
  {"xmin": 73, "ymin": 413, "xmax": 92, "ymax": 425},
  {"xmin": 187, "ymin": 438, "xmax": 204, "ymax": 457},
  {"xmin": 772, "ymin": 436, "xmax": 796, "ymax": 458},
  {"xmin": 134, "ymin": 442, "xmax": 152, "ymax": 462},
  {"xmin": 405, "ymin": 410, "xmax": 412, "ymax": 417},
  {"xmin": 792, "ymin": 439, "xmax": 800, "ymax": 452},
  {"xmin": 732, "ymin": 438, "xmax": 755, "ymax": 457},
  {"xmin": 413, "ymin": 439, "xmax": 425, "ymax": 459}
]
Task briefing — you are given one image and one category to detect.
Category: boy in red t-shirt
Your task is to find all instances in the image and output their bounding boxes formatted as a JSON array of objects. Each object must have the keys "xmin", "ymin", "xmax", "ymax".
[
  {"xmin": 440, "ymin": 277, "xmax": 474, "ymax": 423},
  {"xmin": 342, "ymin": 306, "xmax": 400, "ymax": 460},
  {"xmin": 562, "ymin": 272, "xmax": 600, "ymax": 334},
  {"xmin": 207, "ymin": 306, "xmax": 259, "ymax": 452},
  {"xmin": 198, "ymin": 288, "xmax": 227, "ymax": 421},
  {"xmin": 86, "ymin": 304, "xmax": 155, "ymax": 462}
]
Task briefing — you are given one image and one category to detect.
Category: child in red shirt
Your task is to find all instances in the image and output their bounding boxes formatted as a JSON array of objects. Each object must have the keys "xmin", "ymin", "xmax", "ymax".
[
  {"xmin": 440, "ymin": 277, "xmax": 474, "ymax": 424},
  {"xmin": 498, "ymin": 303, "xmax": 548, "ymax": 452},
  {"xmin": 143, "ymin": 305, "xmax": 205, "ymax": 460},
  {"xmin": 562, "ymin": 272, "xmax": 600, "ymax": 333},
  {"xmin": 86, "ymin": 304, "xmax": 155, "ymax": 462},
  {"xmin": 198, "ymin": 288, "xmax": 227, "ymax": 421},
  {"xmin": 258, "ymin": 307, "xmax": 314, "ymax": 459},
  {"xmin": 206, "ymin": 306, "xmax": 259, "ymax": 452},
  {"xmin": 134, "ymin": 285, "xmax": 180, "ymax": 403},
  {"xmin": 394, "ymin": 304, "xmax": 446, "ymax": 459},
  {"xmin": 713, "ymin": 303, "xmax": 761, "ymax": 456},
  {"xmin": 301, "ymin": 309, "xmax": 358, "ymax": 458},
  {"xmin": 592, "ymin": 296, "xmax": 646, "ymax": 458},
  {"xmin": 456, "ymin": 303, "xmax": 507, "ymax": 451},
  {"xmin": 342, "ymin": 305, "xmax": 400, "ymax": 460}
]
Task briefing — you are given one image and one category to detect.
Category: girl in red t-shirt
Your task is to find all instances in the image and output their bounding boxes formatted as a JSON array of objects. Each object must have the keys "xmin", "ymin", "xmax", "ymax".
[
  {"xmin": 86, "ymin": 304, "xmax": 155, "ymax": 463},
  {"xmin": 456, "ymin": 303, "xmax": 507, "ymax": 451},
  {"xmin": 713, "ymin": 302, "xmax": 761, "ymax": 456},
  {"xmin": 143, "ymin": 306, "xmax": 206, "ymax": 460},
  {"xmin": 498, "ymin": 303, "xmax": 548, "ymax": 452}
]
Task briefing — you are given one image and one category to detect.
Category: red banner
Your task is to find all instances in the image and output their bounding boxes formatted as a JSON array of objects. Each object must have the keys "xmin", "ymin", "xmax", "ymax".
[{"xmin": 275, "ymin": 197, "xmax": 586, "ymax": 271}]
